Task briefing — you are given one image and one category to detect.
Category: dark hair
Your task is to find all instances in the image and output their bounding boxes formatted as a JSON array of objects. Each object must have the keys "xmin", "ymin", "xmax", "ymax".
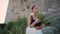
[{"xmin": 32, "ymin": 5, "xmax": 36, "ymax": 10}]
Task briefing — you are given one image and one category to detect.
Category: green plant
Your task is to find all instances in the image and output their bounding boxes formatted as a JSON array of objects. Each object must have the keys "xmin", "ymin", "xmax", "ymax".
[
  {"xmin": 5, "ymin": 16, "xmax": 27, "ymax": 34},
  {"xmin": 0, "ymin": 13, "xmax": 52, "ymax": 34},
  {"xmin": 41, "ymin": 16, "xmax": 60, "ymax": 34},
  {"xmin": 37, "ymin": 13, "xmax": 51, "ymax": 26}
]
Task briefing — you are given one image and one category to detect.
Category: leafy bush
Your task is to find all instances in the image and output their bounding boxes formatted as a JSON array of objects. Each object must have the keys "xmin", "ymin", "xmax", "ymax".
[
  {"xmin": 5, "ymin": 16, "xmax": 27, "ymax": 34},
  {"xmin": 37, "ymin": 13, "xmax": 51, "ymax": 26},
  {"xmin": 41, "ymin": 26, "xmax": 60, "ymax": 34},
  {"xmin": 41, "ymin": 15, "xmax": 60, "ymax": 34},
  {"xmin": 0, "ymin": 13, "xmax": 51, "ymax": 34}
]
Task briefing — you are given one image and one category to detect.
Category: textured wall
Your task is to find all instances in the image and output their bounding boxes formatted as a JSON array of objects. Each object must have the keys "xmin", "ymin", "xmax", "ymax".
[{"xmin": 5, "ymin": 0, "xmax": 60, "ymax": 22}]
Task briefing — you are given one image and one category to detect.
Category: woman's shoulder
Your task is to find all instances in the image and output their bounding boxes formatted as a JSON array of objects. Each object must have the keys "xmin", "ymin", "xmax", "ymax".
[
  {"xmin": 28, "ymin": 13, "xmax": 32, "ymax": 17},
  {"xmin": 28, "ymin": 15, "xmax": 32, "ymax": 18}
]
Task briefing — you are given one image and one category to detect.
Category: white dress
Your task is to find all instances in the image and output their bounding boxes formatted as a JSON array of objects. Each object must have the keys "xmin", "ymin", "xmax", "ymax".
[
  {"xmin": 36, "ymin": 30, "xmax": 43, "ymax": 34},
  {"xmin": 26, "ymin": 27, "xmax": 43, "ymax": 34},
  {"xmin": 26, "ymin": 27, "xmax": 36, "ymax": 34}
]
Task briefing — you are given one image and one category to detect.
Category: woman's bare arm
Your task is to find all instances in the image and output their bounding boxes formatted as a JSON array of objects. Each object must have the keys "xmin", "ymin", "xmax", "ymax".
[
  {"xmin": 30, "ymin": 17, "xmax": 39, "ymax": 27},
  {"xmin": 28, "ymin": 16, "xmax": 31, "ymax": 27},
  {"xmin": 28, "ymin": 16, "xmax": 39, "ymax": 27}
]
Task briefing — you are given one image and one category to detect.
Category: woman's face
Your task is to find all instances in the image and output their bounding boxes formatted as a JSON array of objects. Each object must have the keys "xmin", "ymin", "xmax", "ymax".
[{"xmin": 33, "ymin": 6, "xmax": 38, "ymax": 13}]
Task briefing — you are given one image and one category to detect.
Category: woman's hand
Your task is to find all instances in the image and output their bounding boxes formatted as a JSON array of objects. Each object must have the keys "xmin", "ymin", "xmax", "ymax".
[
  {"xmin": 40, "ymin": 24, "xmax": 45, "ymax": 29},
  {"xmin": 30, "ymin": 25, "xmax": 34, "ymax": 28},
  {"xmin": 29, "ymin": 18, "xmax": 40, "ymax": 28},
  {"xmin": 34, "ymin": 17, "xmax": 40, "ymax": 23}
]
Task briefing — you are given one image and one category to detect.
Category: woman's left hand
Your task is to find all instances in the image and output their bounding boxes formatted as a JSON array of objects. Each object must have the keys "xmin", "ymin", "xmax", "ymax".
[{"xmin": 30, "ymin": 25, "xmax": 34, "ymax": 28}]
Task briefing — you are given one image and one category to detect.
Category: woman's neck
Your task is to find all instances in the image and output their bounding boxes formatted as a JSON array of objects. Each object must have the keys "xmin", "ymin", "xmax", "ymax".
[{"xmin": 32, "ymin": 12, "xmax": 37, "ymax": 16}]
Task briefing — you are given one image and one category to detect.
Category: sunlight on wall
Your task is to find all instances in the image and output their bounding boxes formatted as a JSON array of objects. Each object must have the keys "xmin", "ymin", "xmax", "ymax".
[{"xmin": 0, "ymin": 0, "xmax": 9, "ymax": 24}]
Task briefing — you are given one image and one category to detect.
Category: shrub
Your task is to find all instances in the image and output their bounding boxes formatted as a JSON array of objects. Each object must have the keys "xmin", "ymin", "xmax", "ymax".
[
  {"xmin": 41, "ymin": 15, "xmax": 60, "ymax": 34},
  {"xmin": 37, "ymin": 13, "xmax": 51, "ymax": 26},
  {"xmin": 0, "ymin": 13, "xmax": 51, "ymax": 34}
]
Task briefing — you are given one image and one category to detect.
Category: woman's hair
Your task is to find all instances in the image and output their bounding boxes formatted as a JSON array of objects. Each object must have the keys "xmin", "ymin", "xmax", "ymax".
[{"xmin": 32, "ymin": 5, "xmax": 36, "ymax": 12}]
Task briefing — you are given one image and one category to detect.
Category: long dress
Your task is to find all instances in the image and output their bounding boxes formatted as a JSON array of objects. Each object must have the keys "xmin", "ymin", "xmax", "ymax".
[
  {"xmin": 26, "ymin": 27, "xmax": 43, "ymax": 34},
  {"xmin": 26, "ymin": 27, "xmax": 36, "ymax": 34}
]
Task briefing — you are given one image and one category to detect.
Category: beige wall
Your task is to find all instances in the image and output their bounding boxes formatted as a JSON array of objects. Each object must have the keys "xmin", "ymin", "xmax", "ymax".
[{"xmin": 0, "ymin": 0, "xmax": 9, "ymax": 24}]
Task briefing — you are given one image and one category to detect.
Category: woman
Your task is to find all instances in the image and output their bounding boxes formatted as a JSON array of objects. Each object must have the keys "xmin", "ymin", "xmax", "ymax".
[{"xmin": 26, "ymin": 5, "xmax": 44, "ymax": 34}]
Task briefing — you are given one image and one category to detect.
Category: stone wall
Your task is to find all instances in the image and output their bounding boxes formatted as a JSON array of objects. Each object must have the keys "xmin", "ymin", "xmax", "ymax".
[
  {"xmin": 44, "ymin": 0, "xmax": 60, "ymax": 18},
  {"xmin": 5, "ymin": 0, "xmax": 60, "ymax": 22}
]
